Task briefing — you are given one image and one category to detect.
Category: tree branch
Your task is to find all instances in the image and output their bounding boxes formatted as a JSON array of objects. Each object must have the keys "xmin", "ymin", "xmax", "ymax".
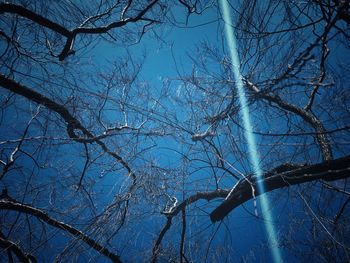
[
  {"xmin": 210, "ymin": 155, "xmax": 350, "ymax": 222},
  {"xmin": 0, "ymin": 74, "xmax": 134, "ymax": 180},
  {"xmin": 0, "ymin": 1, "xmax": 159, "ymax": 61},
  {"xmin": 58, "ymin": 0, "xmax": 159, "ymax": 61},
  {"xmin": 244, "ymin": 78, "xmax": 333, "ymax": 161},
  {"xmin": 0, "ymin": 199, "xmax": 122, "ymax": 263},
  {"xmin": 0, "ymin": 3, "xmax": 71, "ymax": 37},
  {"xmin": 151, "ymin": 189, "xmax": 228, "ymax": 262},
  {"xmin": 0, "ymin": 228, "xmax": 37, "ymax": 263},
  {"xmin": 0, "ymin": 236, "xmax": 36, "ymax": 263}
]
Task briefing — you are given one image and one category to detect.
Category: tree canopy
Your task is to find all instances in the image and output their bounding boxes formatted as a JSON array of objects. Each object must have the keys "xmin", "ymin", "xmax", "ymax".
[{"xmin": 0, "ymin": 0, "xmax": 349, "ymax": 262}]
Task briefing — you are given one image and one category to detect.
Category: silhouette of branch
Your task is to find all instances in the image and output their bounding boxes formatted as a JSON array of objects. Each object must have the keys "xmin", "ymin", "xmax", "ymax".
[
  {"xmin": 0, "ymin": 74, "xmax": 134, "ymax": 180},
  {"xmin": 0, "ymin": 236, "xmax": 36, "ymax": 263},
  {"xmin": 0, "ymin": 2, "xmax": 159, "ymax": 61},
  {"xmin": 151, "ymin": 189, "xmax": 228, "ymax": 262},
  {"xmin": 210, "ymin": 155, "xmax": 350, "ymax": 222},
  {"xmin": 0, "ymin": 199, "xmax": 122, "ymax": 263}
]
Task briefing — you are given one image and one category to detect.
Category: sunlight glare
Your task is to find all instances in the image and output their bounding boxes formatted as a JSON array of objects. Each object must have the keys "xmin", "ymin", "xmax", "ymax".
[{"xmin": 219, "ymin": 1, "xmax": 283, "ymax": 262}]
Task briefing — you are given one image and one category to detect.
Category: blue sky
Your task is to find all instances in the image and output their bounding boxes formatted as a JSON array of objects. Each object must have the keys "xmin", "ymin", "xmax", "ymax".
[
  {"xmin": 78, "ymin": 5, "xmax": 287, "ymax": 262},
  {"xmin": 1, "ymin": 1, "xmax": 349, "ymax": 262}
]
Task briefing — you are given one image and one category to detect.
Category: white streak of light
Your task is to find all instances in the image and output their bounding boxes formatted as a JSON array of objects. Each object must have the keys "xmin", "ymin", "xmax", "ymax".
[{"xmin": 219, "ymin": 1, "xmax": 283, "ymax": 262}]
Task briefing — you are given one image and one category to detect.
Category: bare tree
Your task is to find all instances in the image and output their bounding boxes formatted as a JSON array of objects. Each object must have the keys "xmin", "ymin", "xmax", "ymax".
[{"xmin": 0, "ymin": 0, "xmax": 349, "ymax": 262}]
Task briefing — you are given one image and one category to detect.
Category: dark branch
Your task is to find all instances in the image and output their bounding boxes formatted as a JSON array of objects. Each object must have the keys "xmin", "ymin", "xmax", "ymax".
[
  {"xmin": 0, "ymin": 74, "xmax": 134, "ymax": 179},
  {"xmin": 151, "ymin": 189, "xmax": 228, "ymax": 262},
  {"xmin": 0, "ymin": 230, "xmax": 36, "ymax": 263},
  {"xmin": 0, "ymin": 3, "xmax": 71, "ymax": 37},
  {"xmin": 210, "ymin": 155, "xmax": 350, "ymax": 222},
  {"xmin": 0, "ymin": 74, "xmax": 91, "ymax": 139},
  {"xmin": 58, "ymin": 0, "xmax": 159, "ymax": 60},
  {"xmin": 244, "ymin": 78, "xmax": 333, "ymax": 161},
  {"xmin": 0, "ymin": 199, "xmax": 122, "ymax": 263},
  {"xmin": 0, "ymin": 1, "xmax": 159, "ymax": 61}
]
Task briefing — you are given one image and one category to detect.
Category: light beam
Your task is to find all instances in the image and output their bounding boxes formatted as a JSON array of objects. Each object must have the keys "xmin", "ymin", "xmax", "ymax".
[{"xmin": 219, "ymin": 1, "xmax": 283, "ymax": 262}]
